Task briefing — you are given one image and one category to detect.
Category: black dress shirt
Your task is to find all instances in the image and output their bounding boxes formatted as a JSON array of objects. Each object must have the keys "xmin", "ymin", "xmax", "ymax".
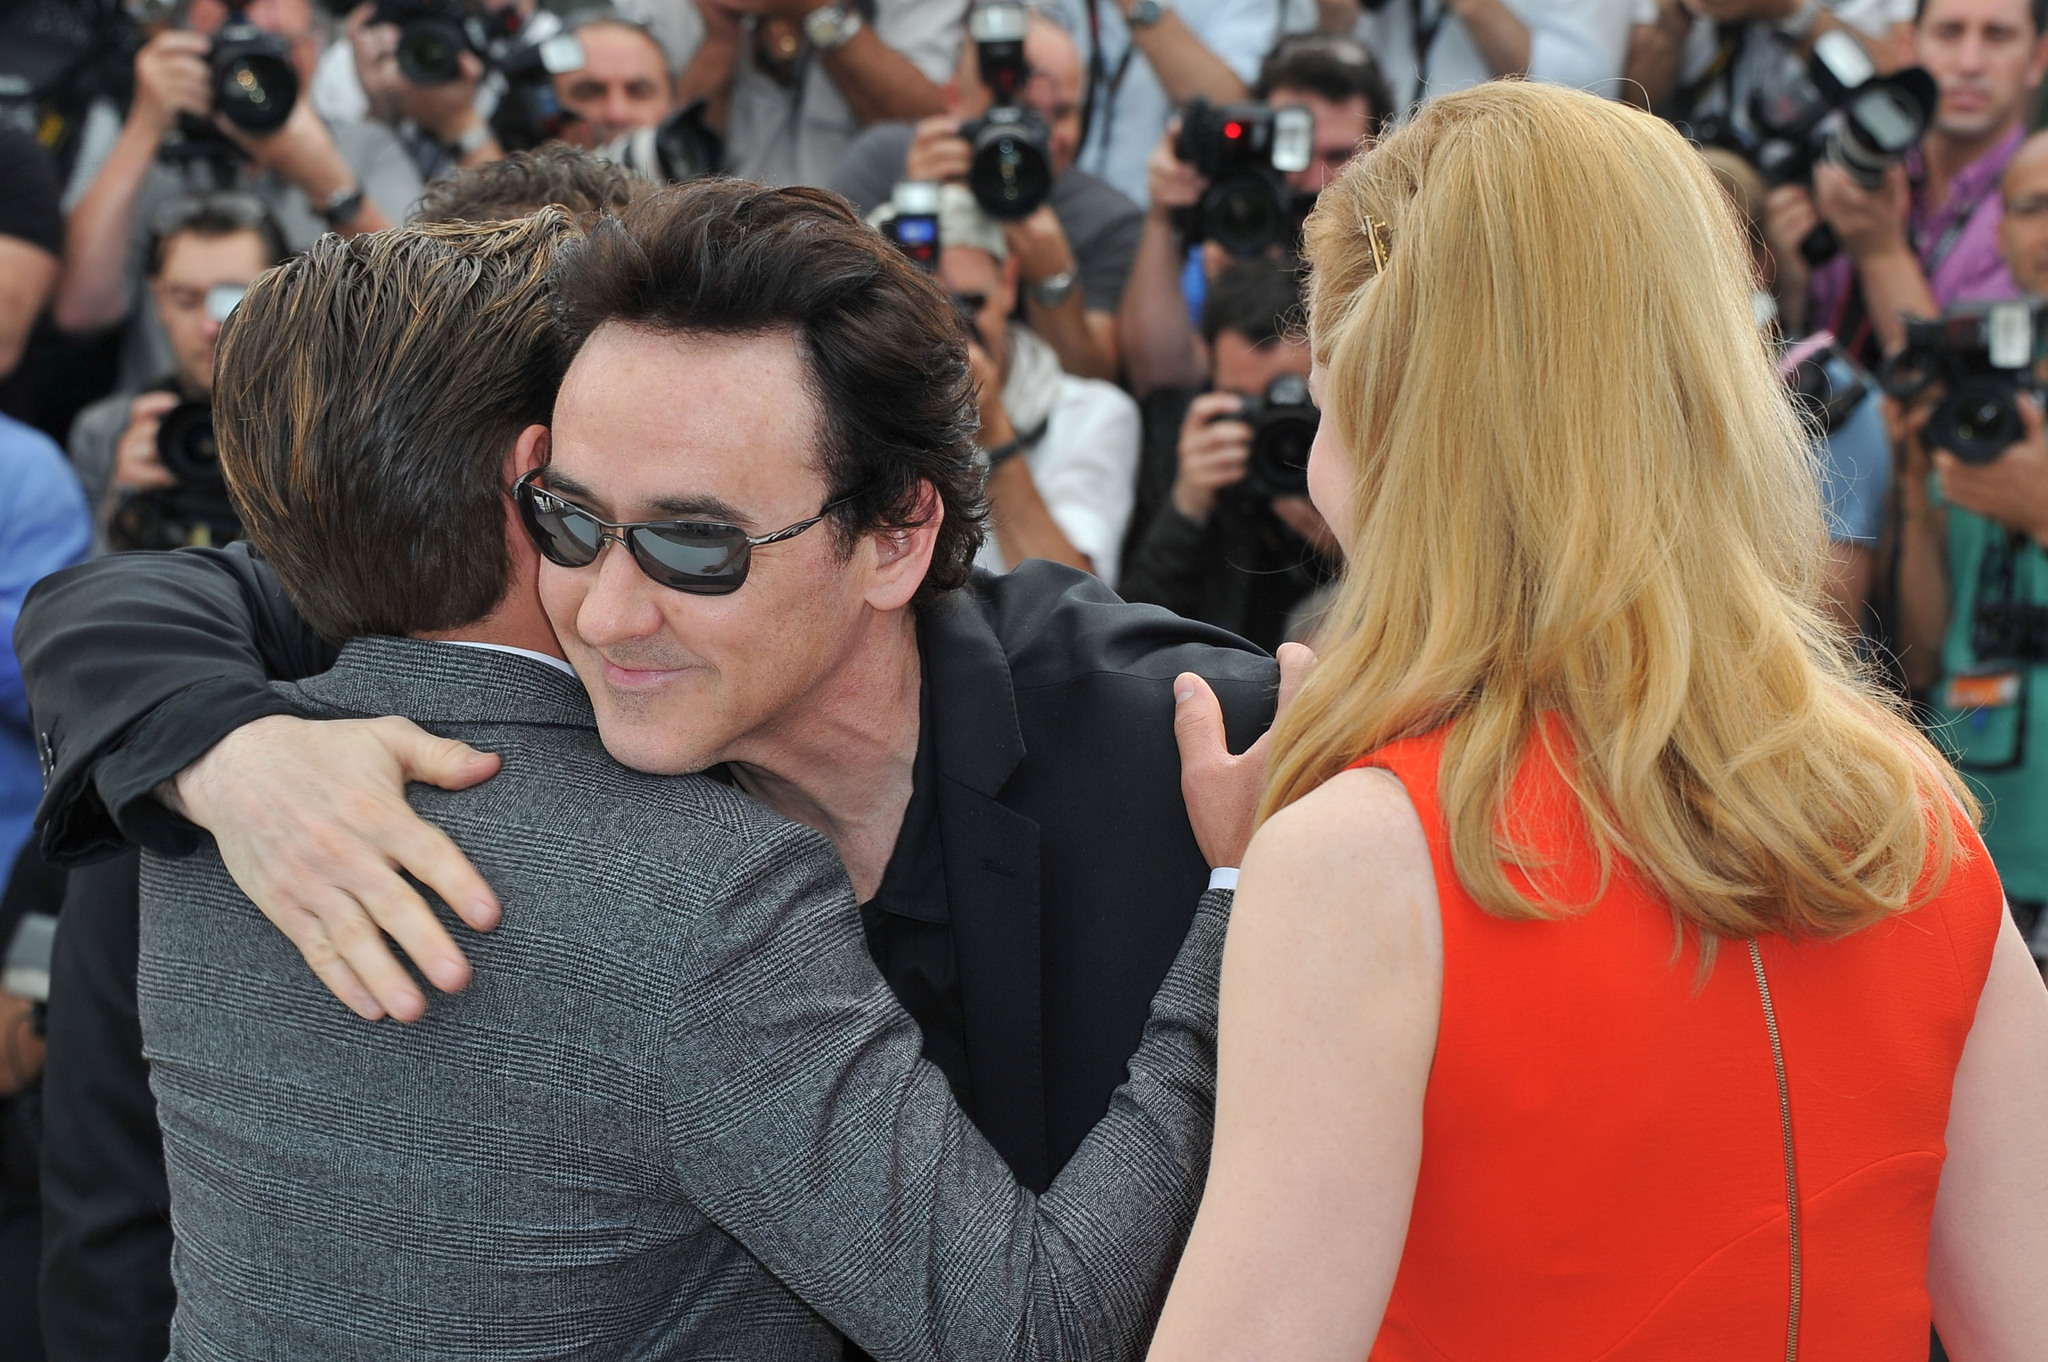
[{"xmin": 858, "ymin": 639, "xmax": 972, "ymax": 1113}]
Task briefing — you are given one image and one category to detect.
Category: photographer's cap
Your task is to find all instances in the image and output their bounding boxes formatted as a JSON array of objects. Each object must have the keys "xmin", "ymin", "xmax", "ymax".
[{"xmin": 869, "ymin": 182, "xmax": 1009, "ymax": 261}]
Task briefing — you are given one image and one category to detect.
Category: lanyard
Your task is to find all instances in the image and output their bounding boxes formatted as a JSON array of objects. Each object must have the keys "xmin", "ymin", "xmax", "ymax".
[
  {"xmin": 1909, "ymin": 154, "xmax": 2002, "ymax": 280},
  {"xmin": 1407, "ymin": 0, "xmax": 1450, "ymax": 108},
  {"xmin": 1080, "ymin": 0, "xmax": 1140, "ymax": 169}
]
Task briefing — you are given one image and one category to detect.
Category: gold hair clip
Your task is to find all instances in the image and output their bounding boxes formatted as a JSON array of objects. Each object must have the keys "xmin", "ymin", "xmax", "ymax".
[{"xmin": 1361, "ymin": 213, "xmax": 1389, "ymax": 274}]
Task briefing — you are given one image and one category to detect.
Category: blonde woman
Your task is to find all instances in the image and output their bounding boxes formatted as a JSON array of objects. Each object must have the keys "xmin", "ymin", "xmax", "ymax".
[{"xmin": 1148, "ymin": 83, "xmax": 2048, "ymax": 1360}]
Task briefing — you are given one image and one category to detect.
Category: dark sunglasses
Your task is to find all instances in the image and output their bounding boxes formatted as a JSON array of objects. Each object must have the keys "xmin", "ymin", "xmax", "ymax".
[{"xmin": 515, "ymin": 470, "xmax": 855, "ymax": 595}]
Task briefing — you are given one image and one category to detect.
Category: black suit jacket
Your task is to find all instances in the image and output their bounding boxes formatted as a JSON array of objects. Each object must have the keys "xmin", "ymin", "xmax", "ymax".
[{"xmin": 15, "ymin": 549, "xmax": 1278, "ymax": 1196}]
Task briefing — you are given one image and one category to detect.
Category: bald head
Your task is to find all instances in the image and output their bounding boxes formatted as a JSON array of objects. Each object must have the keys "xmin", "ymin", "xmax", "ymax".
[{"xmin": 2000, "ymin": 129, "xmax": 2048, "ymax": 295}]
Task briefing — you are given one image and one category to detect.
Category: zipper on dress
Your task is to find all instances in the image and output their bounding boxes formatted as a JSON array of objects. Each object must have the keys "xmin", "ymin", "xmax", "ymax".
[{"xmin": 1748, "ymin": 938, "xmax": 1802, "ymax": 1362}]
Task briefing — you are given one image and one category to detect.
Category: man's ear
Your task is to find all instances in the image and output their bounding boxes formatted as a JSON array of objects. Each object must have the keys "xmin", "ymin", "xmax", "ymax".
[
  {"xmin": 864, "ymin": 480, "xmax": 945, "ymax": 612},
  {"xmin": 506, "ymin": 424, "xmax": 550, "ymax": 484}
]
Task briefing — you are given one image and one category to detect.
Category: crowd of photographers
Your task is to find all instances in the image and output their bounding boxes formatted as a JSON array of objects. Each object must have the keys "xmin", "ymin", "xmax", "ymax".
[{"xmin": 2, "ymin": 0, "xmax": 2048, "ymax": 1353}]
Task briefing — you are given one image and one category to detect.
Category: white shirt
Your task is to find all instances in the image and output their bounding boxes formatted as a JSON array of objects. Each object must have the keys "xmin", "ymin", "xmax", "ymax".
[
  {"xmin": 724, "ymin": 0, "xmax": 968, "ymax": 187},
  {"xmin": 975, "ymin": 332, "xmax": 1142, "ymax": 588},
  {"xmin": 1053, "ymin": 0, "xmax": 1315, "ymax": 208},
  {"xmin": 1363, "ymin": 0, "xmax": 1633, "ymax": 115},
  {"xmin": 440, "ymin": 640, "xmax": 580, "ymax": 677}
]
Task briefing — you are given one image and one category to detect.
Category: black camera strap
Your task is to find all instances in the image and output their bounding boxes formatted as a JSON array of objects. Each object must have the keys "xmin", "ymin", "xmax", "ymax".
[
  {"xmin": 1079, "ymin": 0, "xmax": 1140, "ymax": 174},
  {"xmin": 1908, "ymin": 162, "xmax": 1998, "ymax": 281},
  {"xmin": 1407, "ymin": 0, "xmax": 1451, "ymax": 109}
]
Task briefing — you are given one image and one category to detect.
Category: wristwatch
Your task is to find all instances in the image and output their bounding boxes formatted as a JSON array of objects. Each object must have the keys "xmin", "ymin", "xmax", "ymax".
[
  {"xmin": 1124, "ymin": 0, "xmax": 1169, "ymax": 28},
  {"xmin": 803, "ymin": 3, "xmax": 864, "ymax": 54},
  {"xmin": 449, "ymin": 118, "xmax": 494, "ymax": 160},
  {"xmin": 1030, "ymin": 270, "xmax": 1078, "ymax": 308},
  {"xmin": 317, "ymin": 183, "xmax": 366, "ymax": 230},
  {"xmin": 1776, "ymin": 0, "xmax": 1823, "ymax": 40}
]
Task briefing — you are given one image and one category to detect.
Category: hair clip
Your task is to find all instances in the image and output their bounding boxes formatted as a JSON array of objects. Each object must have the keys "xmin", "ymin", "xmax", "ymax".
[{"xmin": 1361, "ymin": 213, "xmax": 1389, "ymax": 274}]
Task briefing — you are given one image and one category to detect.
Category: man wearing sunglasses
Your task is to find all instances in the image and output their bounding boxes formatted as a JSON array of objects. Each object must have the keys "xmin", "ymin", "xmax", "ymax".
[{"xmin": 18, "ymin": 176, "xmax": 1288, "ymax": 1275}]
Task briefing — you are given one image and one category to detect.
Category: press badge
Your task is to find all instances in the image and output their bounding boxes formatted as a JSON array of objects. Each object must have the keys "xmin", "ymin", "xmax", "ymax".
[{"xmin": 1944, "ymin": 670, "xmax": 2023, "ymax": 711}]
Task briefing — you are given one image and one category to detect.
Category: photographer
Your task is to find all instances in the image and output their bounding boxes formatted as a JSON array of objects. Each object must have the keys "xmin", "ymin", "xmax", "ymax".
[
  {"xmin": 1784, "ymin": 0, "xmax": 2048, "ymax": 360},
  {"xmin": 313, "ymin": 0, "xmax": 509, "ymax": 179},
  {"xmin": 1626, "ymin": 0, "xmax": 1871, "ymax": 138},
  {"xmin": 1892, "ymin": 127, "xmax": 2048, "ymax": 978},
  {"xmin": 66, "ymin": 196, "xmax": 285, "ymax": 553},
  {"xmin": 1054, "ymin": 0, "xmax": 1284, "ymax": 209},
  {"xmin": 691, "ymin": 0, "xmax": 963, "ymax": 188},
  {"xmin": 832, "ymin": 4, "xmax": 1141, "ymax": 378},
  {"xmin": 1120, "ymin": 35, "xmax": 1388, "ymax": 398},
  {"xmin": 52, "ymin": 0, "xmax": 421, "ymax": 394},
  {"xmin": 555, "ymin": 11, "xmax": 682, "ymax": 148},
  {"xmin": 1120, "ymin": 255, "xmax": 1337, "ymax": 651},
  {"xmin": 876, "ymin": 185, "xmax": 1141, "ymax": 581}
]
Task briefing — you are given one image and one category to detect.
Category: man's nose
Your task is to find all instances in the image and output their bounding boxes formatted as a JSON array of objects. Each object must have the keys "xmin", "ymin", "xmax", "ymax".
[{"xmin": 574, "ymin": 536, "xmax": 666, "ymax": 647}]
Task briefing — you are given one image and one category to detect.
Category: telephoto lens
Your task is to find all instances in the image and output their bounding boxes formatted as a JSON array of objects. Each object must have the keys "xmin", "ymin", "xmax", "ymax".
[
  {"xmin": 210, "ymin": 0, "xmax": 299, "ymax": 133},
  {"xmin": 1238, "ymin": 373, "xmax": 1320, "ymax": 497}
]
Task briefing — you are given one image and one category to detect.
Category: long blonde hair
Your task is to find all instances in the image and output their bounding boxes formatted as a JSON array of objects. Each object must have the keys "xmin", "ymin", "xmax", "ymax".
[{"xmin": 1267, "ymin": 81, "xmax": 1974, "ymax": 947}]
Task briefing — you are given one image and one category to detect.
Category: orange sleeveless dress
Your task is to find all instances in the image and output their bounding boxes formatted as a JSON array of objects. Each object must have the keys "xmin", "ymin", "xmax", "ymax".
[{"xmin": 1356, "ymin": 722, "xmax": 2007, "ymax": 1362}]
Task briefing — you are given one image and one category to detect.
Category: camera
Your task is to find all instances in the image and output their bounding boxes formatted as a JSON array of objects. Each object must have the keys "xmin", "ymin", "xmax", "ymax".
[
  {"xmin": 600, "ymin": 100, "xmax": 724, "ymax": 184},
  {"xmin": 1173, "ymin": 97, "xmax": 1315, "ymax": 258},
  {"xmin": 881, "ymin": 180, "xmax": 942, "ymax": 272},
  {"xmin": 373, "ymin": 0, "xmax": 588, "ymax": 150},
  {"xmin": 1228, "ymin": 373, "xmax": 1320, "ymax": 498},
  {"xmin": 1778, "ymin": 333, "xmax": 1871, "ymax": 438},
  {"xmin": 1883, "ymin": 300, "xmax": 2048, "ymax": 465},
  {"xmin": 108, "ymin": 397, "xmax": 245, "ymax": 552},
  {"xmin": 209, "ymin": 0, "xmax": 300, "ymax": 134},
  {"xmin": 958, "ymin": 2, "xmax": 1051, "ymax": 220},
  {"xmin": 1751, "ymin": 30, "xmax": 1936, "ymax": 264}
]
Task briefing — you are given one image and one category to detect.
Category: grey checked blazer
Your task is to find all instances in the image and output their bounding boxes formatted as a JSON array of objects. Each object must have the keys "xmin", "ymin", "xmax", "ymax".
[{"xmin": 137, "ymin": 637, "xmax": 1226, "ymax": 1361}]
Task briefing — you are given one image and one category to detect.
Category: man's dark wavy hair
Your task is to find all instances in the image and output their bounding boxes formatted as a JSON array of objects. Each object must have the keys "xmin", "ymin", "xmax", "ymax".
[{"xmin": 548, "ymin": 177, "xmax": 987, "ymax": 602}]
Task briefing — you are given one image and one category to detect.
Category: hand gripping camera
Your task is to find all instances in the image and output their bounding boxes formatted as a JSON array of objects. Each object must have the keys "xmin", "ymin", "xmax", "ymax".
[
  {"xmin": 1751, "ymin": 29, "xmax": 1936, "ymax": 264},
  {"xmin": 959, "ymin": 2, "xmax": 1052, "ymax": 220},
  {"xmin": 208, "ymin": 0, "xmax": 300, "ymax": 134},
  {"xmin": 109, "ymin": 397, "xmax": 246, "ymax": 551},
  {"xmin": 1231, "ymin": 373, "xmax": 1320, "ymax": 498},
  {"xmin": 1173, "ymin": 96, "xmax": 1314, "ymax": 258},
  {"xmin": 1882, "ymin": 299, "xmax": 2048, "ymax": 465},
  {"xmin": 372, "ymin": 0, "xmax": 588, "ymax": 150}
]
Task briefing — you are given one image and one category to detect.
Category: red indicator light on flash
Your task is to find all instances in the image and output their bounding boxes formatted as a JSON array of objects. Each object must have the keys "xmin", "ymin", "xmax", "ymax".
[{"xmin": 1224, "ymin": 121, "xmax": 1243, "ymax": 138}]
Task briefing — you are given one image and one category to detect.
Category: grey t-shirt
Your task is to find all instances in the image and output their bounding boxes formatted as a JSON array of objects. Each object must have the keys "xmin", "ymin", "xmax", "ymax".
[
  {"xmin": 105, "ymin": 118, "xmax": 424, "ymax": 393},
  {"xmin": 829, "ymin": 120, "xmax": 1144, "ymax": 314}
]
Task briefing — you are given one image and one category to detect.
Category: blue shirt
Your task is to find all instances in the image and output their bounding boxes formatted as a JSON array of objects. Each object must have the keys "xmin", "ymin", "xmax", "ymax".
[
  {"xmin": 1, "ymin": 414, "xmax": 91, "ymax": 872},
  {"xmin": 1815, "ymin": 359, "xmax": 1889, "ymax": 547}
]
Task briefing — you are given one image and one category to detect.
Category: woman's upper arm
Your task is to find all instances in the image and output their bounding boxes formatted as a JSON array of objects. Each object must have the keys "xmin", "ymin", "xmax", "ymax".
[
  {"xmin": 1927, "ymin": 907, "xmax": 2048, "ymax": 1356},
  {"xmin": 1147, "ymin": 766, "xmax": 1443, "ymax": 1362}
]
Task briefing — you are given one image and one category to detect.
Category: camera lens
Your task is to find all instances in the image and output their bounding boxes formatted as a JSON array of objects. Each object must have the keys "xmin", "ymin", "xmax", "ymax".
[
  {"xmin": 155, "ymin": 401, "xmax": 222, "ymax": 486},
  {"xmin": 1931, "ymin": 379, "xmax": 2023, "ymax": 465},
  {"xmin": 397, "ymin": 20, "xmax": 466, "ymax": 85},
  {"xmin": 214, "ymin": 49, "xmax": 298, "ymax": 133},
  {"xmin": 968, "ymin": 122, "xmax": 1051, "ymax": 220},
  {"xmin": 1203, "ymin": 177, "xmax": 1285, "ymax": 258}
]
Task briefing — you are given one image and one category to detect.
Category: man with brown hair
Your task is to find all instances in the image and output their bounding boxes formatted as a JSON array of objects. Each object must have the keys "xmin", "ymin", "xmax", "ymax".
[
  {"xmin": 108, "ymin": 195, "xmax": 1236, "ymax": 1358},
  {"xmin": 33, "ymin": 145, "xmax": 644, "ymax": 1362}
]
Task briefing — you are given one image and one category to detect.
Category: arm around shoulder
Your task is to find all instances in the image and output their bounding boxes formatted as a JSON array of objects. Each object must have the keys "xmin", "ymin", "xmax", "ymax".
[
  {"xmin": 1147, "ymin": 766, "xmax": 1442, "ymax": 1362},
  {"xmin": 17, "ymin": 542, "xmax": 336, "ymax": 860}
]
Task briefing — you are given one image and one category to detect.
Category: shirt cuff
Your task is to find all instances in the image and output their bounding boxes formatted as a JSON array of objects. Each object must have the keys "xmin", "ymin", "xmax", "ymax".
[{"xmin": 1207, "ymin": 866, "xmax": 1239, "ymax": 892}]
